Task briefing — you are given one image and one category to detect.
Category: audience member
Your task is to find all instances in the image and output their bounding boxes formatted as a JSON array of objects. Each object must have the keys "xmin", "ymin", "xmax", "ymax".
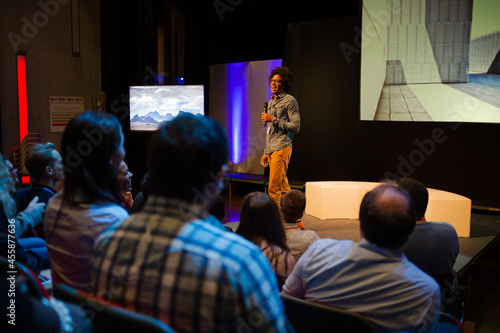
[
  {"xmin": 283, "ymin": 184, "xmax": 441, "ymax": 332},
  {"xmin": 3, "ymin": 156, "xmax": 19, "ymax": 193},
  {"xmin": 2, "ymin": 156, "xmax": 46, "ymax": 235},
  {"xmin": 15, "ymin": 142, "xmax": 63, "ymax": 239},
  {"xmin": 236, "ymin": 191, "xmax": 296, "ymax": 289},
  {"xmin": 44, "ymin": 111, "xmax": 129, "ymax": 292},
  {"xmin": 130, "ymin": 171, "xmax": 149, "ymax": 214},
  {"xmin": 209, "ymin": 196, "xmax": 235, "ymax": 232},
  {"xmin": 117, "ymin": 160, "xmax": 134, "ymax": 211},
  {"xmin": 397, "ymin": 177, "xmax": 459, "ymax": 290},
  {"xmin": 280, "ymin": 189, "xmax": 319, "ymax": 261},
  {"xmin": 91, "ymin": 113, "xmax": 288, "ymax": 332},
  {"xmin": 0, "ymin": 152, "xmax": 47, "ymax": 273}
]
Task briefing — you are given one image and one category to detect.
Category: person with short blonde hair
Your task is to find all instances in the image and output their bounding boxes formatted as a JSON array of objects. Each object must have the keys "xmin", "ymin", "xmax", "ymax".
[{"xmin": 15, "ymin": 142, "xmax": 63, "ymax": 239}]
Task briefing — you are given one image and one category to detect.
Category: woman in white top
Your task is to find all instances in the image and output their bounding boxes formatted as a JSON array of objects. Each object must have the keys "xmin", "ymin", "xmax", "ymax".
[
  {"xmin": 236, "ymin": 191, "xmax": 295, "ymax": 289},
  {"xmin": 44, "ymin": 111, "xmax": 129, "ymax": 292}
]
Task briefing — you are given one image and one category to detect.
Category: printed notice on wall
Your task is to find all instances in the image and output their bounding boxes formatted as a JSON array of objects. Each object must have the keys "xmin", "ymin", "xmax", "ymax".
[{"xmin": 50, "ymin": 96, "xmax": 84, "ymax": 132}]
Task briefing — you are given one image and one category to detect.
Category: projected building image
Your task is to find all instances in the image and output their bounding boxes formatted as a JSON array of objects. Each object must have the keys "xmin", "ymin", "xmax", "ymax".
[{"xmin": 360, "ymin": 0, "xmax": 500, "ymax": 123}]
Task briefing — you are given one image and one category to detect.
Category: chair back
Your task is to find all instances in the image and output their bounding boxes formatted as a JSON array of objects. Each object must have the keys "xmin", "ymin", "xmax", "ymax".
[
  {"xmin": 438, "ymin": 312, "xmax": 464, "ymax": 332},
  {"xmin": 53, "ymin": 284, "xmax": 174, "ymax": 333},
  {"xmin": 281, "ymin": 294, "xmax": 375, "ymax": 333},
  {"xmin": 0, "ymin": 257, "xmax": 48, "ymax": 299}
]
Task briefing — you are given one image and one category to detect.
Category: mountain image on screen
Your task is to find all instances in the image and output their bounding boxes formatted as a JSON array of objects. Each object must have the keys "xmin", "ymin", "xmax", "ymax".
[
  {"xmin": 129, "ymin": 85, "xmax": 204, "ymax": 131},
  {"xmin": 131, "ymin": 111, "xmax": 174, "ymax": 123},
  {"xmin": 131, "ymin": 111, "xmax": 192, "ymax": 126}
]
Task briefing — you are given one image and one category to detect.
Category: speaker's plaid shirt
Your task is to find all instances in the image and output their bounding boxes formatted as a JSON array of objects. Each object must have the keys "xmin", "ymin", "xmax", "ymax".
[{"xmin": 90, "ymin": 196, "xmax": 288, "ymax": 332}]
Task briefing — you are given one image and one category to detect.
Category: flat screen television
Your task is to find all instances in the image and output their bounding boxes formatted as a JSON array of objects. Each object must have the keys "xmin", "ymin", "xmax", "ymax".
[{"xmin": 129, "ymin": 85, "xmax": 204, "ymax": 131}]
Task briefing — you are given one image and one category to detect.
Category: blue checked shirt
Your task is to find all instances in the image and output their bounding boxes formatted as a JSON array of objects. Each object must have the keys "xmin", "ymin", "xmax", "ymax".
[{"xmin": 90, "ymin": 196, "xmax": 288, "ymax": 332}]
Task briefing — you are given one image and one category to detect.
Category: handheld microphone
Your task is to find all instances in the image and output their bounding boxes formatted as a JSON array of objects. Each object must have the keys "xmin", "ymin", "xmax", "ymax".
[{"xmin": 263, "ymin": 102, "xmax": 268, "ymax": 127}]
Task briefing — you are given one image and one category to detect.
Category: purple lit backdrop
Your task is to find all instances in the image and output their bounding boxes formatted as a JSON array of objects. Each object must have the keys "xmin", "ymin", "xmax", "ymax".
[
  {"xmin": 210, "ymin": 59, "xmax": 282, "ymax": 173},
  {"xmin": 227, "ymin": 62, "xmax": 248, "ymax": 164}
]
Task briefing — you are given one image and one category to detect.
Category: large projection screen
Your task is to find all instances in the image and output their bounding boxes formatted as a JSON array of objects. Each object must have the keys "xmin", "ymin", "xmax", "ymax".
[{"xmin": 360, "ymin": 0, "xmax": 500, "ymax": 123}]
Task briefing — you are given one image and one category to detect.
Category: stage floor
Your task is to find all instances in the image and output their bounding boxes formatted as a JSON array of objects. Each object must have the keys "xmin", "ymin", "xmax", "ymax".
[{"xmin": 222, "ymin": 192, "xmax": 500, "ymax": 275}]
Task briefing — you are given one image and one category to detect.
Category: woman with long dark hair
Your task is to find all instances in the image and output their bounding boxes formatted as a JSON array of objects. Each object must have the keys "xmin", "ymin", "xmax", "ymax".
[
  {"xmin": 44, "ymin": 111, "xmax": 129, "ymax": 292},
  {"xmin": 236, "ymin": 191, "xmax": 295, "ymax": 289}
]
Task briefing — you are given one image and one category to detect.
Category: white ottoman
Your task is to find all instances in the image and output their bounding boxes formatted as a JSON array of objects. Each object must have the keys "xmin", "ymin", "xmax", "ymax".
[
  {"xmin": 426, "ymin": 188, "xmax": 471, "ymax": 238},
  {"xmin": 305, "ymin": 181, "xmax": 471, "ymax": 237}
]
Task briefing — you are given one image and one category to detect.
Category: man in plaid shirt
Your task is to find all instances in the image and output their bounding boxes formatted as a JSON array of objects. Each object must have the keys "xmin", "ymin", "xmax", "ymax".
[{"xmin": 90, "ymin": 113, "xmax": 288, "ymax": 332}]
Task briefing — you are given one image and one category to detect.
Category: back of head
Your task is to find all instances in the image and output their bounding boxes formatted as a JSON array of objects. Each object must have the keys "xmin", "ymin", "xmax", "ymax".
[
  {"xmin": 148, "ymin": 113, "xmax": 228, "ymax": 204},
  {"xmin": 359, "ymin": 184, "xmax": 416, "ymax": 249},
  {"xmin": 61, "ymin": 111, "xmax": 123, "ymax": 203},
  {"xmin": 397, "ymin": 177, "xmax": 428, "ymax": 220},
  {"xmin": 236, "ymin": 191, "xmax": 288, "ymax": 251},
  {"xmin": 25, "ymin": 142, "xmax": 57, "ymax": 180},
  {"xmin": 281, "ymin": 189, "xmax": 306, "ymax": 224}
]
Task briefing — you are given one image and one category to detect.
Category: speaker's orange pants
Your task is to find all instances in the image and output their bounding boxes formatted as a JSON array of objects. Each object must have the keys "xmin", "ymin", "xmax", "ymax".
[{"xmin": 267, "ymin": 146, "xmax": 292, "ymax": 207}]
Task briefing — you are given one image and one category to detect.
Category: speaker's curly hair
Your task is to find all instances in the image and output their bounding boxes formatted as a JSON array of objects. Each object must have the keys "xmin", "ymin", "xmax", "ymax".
[{"xmin": 269, "ymin": 66, "xmax": 294, "ymax": 93}]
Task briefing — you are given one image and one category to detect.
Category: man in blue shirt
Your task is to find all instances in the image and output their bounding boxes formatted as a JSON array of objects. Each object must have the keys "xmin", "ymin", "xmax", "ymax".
[
  {"xmin": 283, "ymin": 185, "xmax": 441, "ymax": 332},
  {"xmin": 397, "ymin": 177, "xmax": 459, "ymax": 290},
  {"xmin": 261, "ymin": 66, "xmax": 300, "ymax": 207}
]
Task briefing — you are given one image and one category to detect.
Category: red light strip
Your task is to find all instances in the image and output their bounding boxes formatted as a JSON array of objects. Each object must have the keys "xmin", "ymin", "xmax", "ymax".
[
  {"xmin": 16, "ymin": 54, "xmax": 28, "ymax": 143},
  {"xmin": 16, "ymin": 53, "xmax": 30, "ymax": 184}
]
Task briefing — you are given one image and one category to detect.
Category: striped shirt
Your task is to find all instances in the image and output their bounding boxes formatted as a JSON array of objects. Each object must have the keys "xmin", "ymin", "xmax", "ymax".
[
  {"xmin": 260, "ymin": 240, "xmax": 295, "ymax": 290},
  {"xmin": 90, "ymin": 196, "xmax": 288, "ymax": 332}
]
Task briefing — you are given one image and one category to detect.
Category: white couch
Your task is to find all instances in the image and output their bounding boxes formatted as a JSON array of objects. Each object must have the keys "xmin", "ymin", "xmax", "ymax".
[{"xmin": 305, "ymin": 181, "xmax": 471, "ymax": 237}]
